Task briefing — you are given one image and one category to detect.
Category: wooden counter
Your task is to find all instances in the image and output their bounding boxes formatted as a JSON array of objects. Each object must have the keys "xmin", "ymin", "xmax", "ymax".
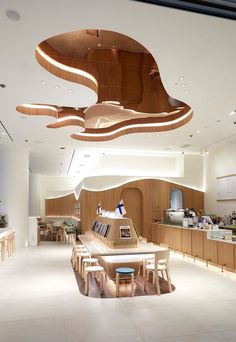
[{"xmin": 152, "ymin": 224, "xmax": 236, "ymax": 271}]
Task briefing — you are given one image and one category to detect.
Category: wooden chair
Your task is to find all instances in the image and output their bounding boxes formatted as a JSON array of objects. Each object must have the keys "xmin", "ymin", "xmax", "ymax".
[{"xmin": 144, "ymin": 250, "xmax": 172, "ymax": 295}]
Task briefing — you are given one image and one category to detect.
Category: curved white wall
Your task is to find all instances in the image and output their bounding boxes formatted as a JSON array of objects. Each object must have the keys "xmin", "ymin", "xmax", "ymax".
[{"xmin": 0, "ymin": 144, "xmax": 29, "ymax": 248}]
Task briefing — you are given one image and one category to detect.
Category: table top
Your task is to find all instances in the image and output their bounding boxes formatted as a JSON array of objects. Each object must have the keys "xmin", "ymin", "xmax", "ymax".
[{"xmin": 79, "ymin": 233, "xmax": 167, "ymax": 256}]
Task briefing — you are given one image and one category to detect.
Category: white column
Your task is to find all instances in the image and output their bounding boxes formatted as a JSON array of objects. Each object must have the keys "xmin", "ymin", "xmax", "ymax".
[
  {"xmin": 0, "ymin": 144, "xmax": 29, "ymax": 248},
  {"xmin": 29, "ymin": 173, "xmax": 41, "ymax": 217}
]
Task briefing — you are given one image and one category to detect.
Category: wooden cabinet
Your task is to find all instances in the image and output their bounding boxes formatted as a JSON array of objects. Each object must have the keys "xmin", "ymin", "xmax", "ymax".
[
  {"xmin": 169, "ymin": 227, "xmax": 182, "ymax": 251},
  {"xmin": 151, "ymin": 223, "xmax": 159, "ymax": 244},
  {"xmin": 192, "ymin": 230, "xmax": 204, "ymax": 259},
  {"xmin": 181, "ymin": 228, "xmax": 192, "ymax": 254},
  {"xmin": 203, "ymin": 232, "xmax": 217, "ymax": 263},
  {"xmin": 217, "ymin": 241, "xmax": 235, "ymax": 269}
]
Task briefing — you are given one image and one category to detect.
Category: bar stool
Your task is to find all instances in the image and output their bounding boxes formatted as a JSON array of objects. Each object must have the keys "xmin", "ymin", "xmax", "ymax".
[
  {"xmin": 76, "ymin": 251, "xmax": 91, "ymax": 273},
  {"xmin": 0, "ymin": 238, "xmax": 5, "ymax": 261},
  {"xmin": 71, "ymin": 244, "xmax": 88, "ymax": 267},
  {"xmin": 115, "ymin": 267, "xmax": 135, "ymax": 297},
  {"xmin": 82, "ymin": 257, "xmax": 98, "ymax": 278},
  {"xmin": 84, "ymin": 265, "xmax": 104, "ymax": 296}
]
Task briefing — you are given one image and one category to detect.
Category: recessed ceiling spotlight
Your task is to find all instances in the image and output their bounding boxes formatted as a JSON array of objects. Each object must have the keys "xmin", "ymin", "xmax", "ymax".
[
  {"xmin": 181, "ymin": 84, "xmax": 186, "ymax": 87},
  {"xmin": 189, "ymin": 134, "xmax": 193, "ymax": 137},
  {"xmin": 41, "ymin": 80, "xmax": 46, "ymax": 85},
  {"xmin": 174, "ymin": 82, "xmax": 178, "ymax": 86},
  {"xmin": 229, "ymin": 110, "xmax": 236, "ymax": 116},
  {"xmin": 0, "ymin": 84, "xmax": 6, "ymax": 88},
  {"xmin": 25, "ymin": 139, "xmax": 29, "ymax": 142},
  {"xmin": 2, "ymin": 132, "xmax": 6, "ymax": 135},
  {"xmin": 84, "ymin": 154, "xmax": 90, "ymax": 158},
  {"xmin": 97, "ymin": 43, "xmax": 102, "ymax": 47},
  {"xmin": 60, "ymin": 147, "xmax": 65, "ymax": 150},
  {"xmin": 197, "ymin": 130, "xmax": 200, "ymax": 134},
  {"xmin": 60, "ymin": 163, "xmax": 62, "ymax": 165},
  {"xmin": 216, "ymin": 119, "xmax": 221, "ymax": 123},
  {"xmin": 55, "ymin": 85, "xmax": 60, "ymax": 89},
  {"xmin": 6, "ymin": 10, "xmax": 21, "ymax": 21},
  {"xmin": 185, "ymin": 90, "xmax": 190, "ymax": 94},
  {"xmin": 179, "ymin": 76, "xmax": 184, "ymax": 81}
]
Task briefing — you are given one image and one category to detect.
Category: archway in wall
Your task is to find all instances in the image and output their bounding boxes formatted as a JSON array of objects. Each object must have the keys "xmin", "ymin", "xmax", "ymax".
[
  {"xmin": 121, "ymin": 187, "xmax": 143, "ymax": 236},
  {"xmin": 170, "ymin": 189, "xmax": 183, "ymax": 209}
]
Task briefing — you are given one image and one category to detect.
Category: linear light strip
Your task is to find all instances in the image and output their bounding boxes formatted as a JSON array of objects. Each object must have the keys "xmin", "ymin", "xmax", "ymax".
[
  {"xmin": 21, "ymin": 104, "xmax": 58, "ymax": 112},
  {"xmin": 57, "ymin": 116, "xmax": 84, "ymax": 123},
  {"xmin": 36, "ymin": 46, "xmax": 98, "ymax": 86},
  {"xmin": 76, "ymin": 109, "xmax": 192, "ymax": 137}
]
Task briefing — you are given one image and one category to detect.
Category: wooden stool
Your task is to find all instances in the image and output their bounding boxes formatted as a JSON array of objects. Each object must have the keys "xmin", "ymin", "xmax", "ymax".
[
  {"xmin": 71, "ymin": 245, "xmax": 87, "ymax": 268},
  {"xmin": 115, "ymin": 267, "xmax": 135, "ymax": 297},
  {"xmin": 84, "ymin": 265, "xmax": 104, "ymax": 296},
  {"xmin": 67, "ymin": 233, "xmax": 76, "ymax": 245},
  {"xmin": 82, "ymin": 257, "xmax": 98, "ymax": 278},
  {"xmin": 0, "ymin": 238, "xmax": 5, "ymax": 261},
  {"xmin": 76, "ymin": 252, "xmax": 91, "ymax": 273}
]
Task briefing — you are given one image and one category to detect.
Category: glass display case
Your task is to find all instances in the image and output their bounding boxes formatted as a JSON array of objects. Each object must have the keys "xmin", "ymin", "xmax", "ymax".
[{"xmin": 207, "ymin": 228, "xmax": 233, "ymax": 241}]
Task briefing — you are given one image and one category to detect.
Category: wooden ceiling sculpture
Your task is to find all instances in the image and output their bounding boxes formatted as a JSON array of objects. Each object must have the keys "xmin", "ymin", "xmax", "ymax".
[{"xmin": 16, "ymin": 29, "xmax": 193, "ymax": 142}]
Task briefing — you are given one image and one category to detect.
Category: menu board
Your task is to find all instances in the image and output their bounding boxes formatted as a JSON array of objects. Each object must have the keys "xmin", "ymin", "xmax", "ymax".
[{"xmin": 216, "ymin": 175, "xmax": 236, "ymax": 200}]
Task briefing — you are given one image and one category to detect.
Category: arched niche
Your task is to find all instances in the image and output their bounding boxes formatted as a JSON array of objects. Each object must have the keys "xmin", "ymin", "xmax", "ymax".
[{"xmin": 170, "ymin": 189, "xmax": 183, "ymax": 210}]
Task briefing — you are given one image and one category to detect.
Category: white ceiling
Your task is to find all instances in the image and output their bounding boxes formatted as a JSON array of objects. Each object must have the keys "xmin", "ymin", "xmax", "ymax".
[{"xmin": 1, "ymin": 0, "xmax": 236, "ymax": 179}]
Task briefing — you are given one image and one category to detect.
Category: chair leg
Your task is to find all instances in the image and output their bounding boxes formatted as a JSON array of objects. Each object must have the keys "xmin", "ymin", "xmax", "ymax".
[
  {"xmin": 155, "ymin": 270, "xmax": 161, "ymax": 296},
  {"xmin": 85, "ymin": 271, "xmax": 89, "ymax": 295},
  {"xmin": 131, "ymin": 273, "xmax": 134, "ymax": 297},
  {"xmin": 99, "ymin": 272, "xmax": 104, "ymax": 295},
  {"xmin": 116, "ymin": 273, "xmax": 119, "ymax": 297},
  {"xmin": 152, "ymin": 270, "xmax": 155, "ymax": 285},
  {"xmin": 166, "ymin": 269, "xmax": 172, "ymax": 293},
  {"xmin": 144, "ymin": 268, "xmax": 147, "ymax": 292}
]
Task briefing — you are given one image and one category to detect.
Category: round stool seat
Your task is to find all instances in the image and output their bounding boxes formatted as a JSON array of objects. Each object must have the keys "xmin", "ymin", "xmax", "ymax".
[
  {"xmin": 85, "ymin": 265, "xmax": 104, "ymax": 272},
  {"xmin": 116, "ymin": 267, "xmax": 135, "ymax": 274},
  {"xmin": 82, "ymin": 258, "xmax": 98, "ymax": 263}
]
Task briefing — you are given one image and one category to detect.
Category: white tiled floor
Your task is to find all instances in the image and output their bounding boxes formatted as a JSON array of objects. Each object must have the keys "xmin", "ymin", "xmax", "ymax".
[{"xmin": 1, "ymin": 242, "xmax": 236, "ymax": 342}]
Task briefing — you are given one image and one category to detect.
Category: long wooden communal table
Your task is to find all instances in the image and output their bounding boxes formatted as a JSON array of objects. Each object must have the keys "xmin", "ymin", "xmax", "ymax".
[{"xmin": 79, "ymin": 232, "xmax": 168, "ymax": 295}]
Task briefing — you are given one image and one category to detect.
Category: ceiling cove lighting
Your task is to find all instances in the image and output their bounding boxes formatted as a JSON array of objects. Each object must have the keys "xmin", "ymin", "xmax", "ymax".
[
  {"xmin": 21, "ymin": 104, "xmax": 58, "ymax": 112},
  {"xmin": 36, "ymin": 46, "xmax": 98, "ymax": 86},
  {"xmin": 57, "ymin": 116, "xmax": 85, "ymax": 123},
  {"xmin": 74, "ymin": 109, "xmax": 193, "ymax": 138}
]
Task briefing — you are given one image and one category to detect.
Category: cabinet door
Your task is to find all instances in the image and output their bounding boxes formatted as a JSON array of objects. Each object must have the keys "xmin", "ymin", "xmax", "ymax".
[
  {"xmin": 171, "ymin": 227, "xmax": 182, "ymax": 251},
  {"xmin": 192, "ymin": 230, "xmax": 204, "ymax": 259},
  {"xmin": 217, "ymin": 242, "xmax": 234, "ymax": 269},
  {"xmin": 181, "ymin": 229, "xmax": 192, "ymax": 254},
  {"xmin": 151, "ymin": 224, "xmax": 159, "ymax": 243},
  {"xmin": 203, "ymin": 233, "xmax": 217, "ymax": 263}
]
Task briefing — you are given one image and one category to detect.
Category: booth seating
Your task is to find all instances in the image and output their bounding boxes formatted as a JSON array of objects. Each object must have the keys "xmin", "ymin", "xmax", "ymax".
[
  {"xmin": 84, "ymin": 265, "xmax": 105, "ymax": 296},
  {"xmin": 115, "ymin": 267, "xmax": 135, "ymax": 297},
  {"xmin": 144, "ymin": 249, "xmax": 172, "ymax": 295}
]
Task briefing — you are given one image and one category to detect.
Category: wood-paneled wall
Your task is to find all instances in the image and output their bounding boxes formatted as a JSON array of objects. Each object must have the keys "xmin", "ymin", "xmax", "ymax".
[
  {"xmin": 45, "ymin": 193, "xmax": 79, "ymax": 218},
  {"xmin": 79, "ymin": 179, "xmax": 204, "ymax": 240},
  {"xmin": 45, "ymin": 179, "xmax": 204, "ymax": 240}
]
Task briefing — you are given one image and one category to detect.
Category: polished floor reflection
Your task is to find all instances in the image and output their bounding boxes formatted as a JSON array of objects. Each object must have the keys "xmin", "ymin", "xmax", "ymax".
[{"xmin": 1, "ymin": 242, "xmax": 236, "ymax": 342}]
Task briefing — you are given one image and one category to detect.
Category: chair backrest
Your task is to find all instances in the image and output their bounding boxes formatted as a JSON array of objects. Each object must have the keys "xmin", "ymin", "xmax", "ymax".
[
  {"xmin": 160, "ymin": 243, "xmax": 169, "ymax": 249},
  {"xmin": 155, "ymin": 250, "xmax": 170, "ymax": 264}
]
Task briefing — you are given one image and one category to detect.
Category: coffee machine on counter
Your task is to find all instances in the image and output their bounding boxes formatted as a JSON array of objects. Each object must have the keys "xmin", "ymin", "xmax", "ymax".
[{"xmin": 165, "ymin": 208, "xmax": 196, "ymax": 227}]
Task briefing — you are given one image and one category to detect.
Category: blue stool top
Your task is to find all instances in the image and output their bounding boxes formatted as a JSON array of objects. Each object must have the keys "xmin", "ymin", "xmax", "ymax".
[{"xmin": 116, "ymin": 267, "xmax": 135, "ymax": 274}]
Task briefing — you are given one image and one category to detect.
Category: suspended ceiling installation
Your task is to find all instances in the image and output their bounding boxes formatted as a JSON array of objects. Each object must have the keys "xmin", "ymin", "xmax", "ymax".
[{"xmin": 17, "ymin": 29, "xmax": 192, "ymax": 142}]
